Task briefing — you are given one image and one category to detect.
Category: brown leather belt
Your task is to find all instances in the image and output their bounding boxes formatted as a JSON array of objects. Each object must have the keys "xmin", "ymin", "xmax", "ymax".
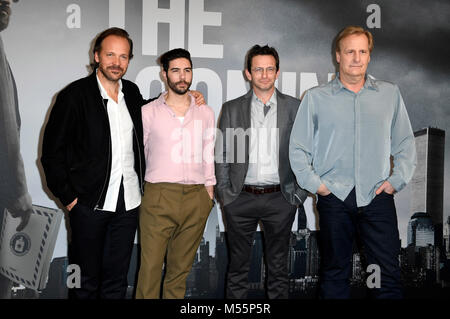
[{"xmin": 243, "ymin": 184, "xmax": 281, "ymax": 194}]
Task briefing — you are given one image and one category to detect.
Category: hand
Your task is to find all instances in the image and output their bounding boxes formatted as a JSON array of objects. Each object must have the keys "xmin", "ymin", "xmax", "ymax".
[
  {"xmin": 375, "ymin": 181, "xmax": 395, "ymax": 195},
  {"xmin": 66, "ymin": 198, "xmax": 78, "ymax": 211},
  {"xmin": 316, "ymin": 183, "xmax": 331, "ymax": 196},
  {"xmin": 205, "ymin": 185, "xmax": 214, "ymax": 200},
  {"xmin": 190, "ymin": 90, "xmax": 205, "ymax": 106},
  {"xmin": 8, "ymin": 208, "xmax": 32, "ymax": 232}
]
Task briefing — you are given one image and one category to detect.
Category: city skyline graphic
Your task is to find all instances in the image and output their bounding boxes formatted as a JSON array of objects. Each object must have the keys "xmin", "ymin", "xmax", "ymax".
[{"xmin": 9, "ymin": 126, "xmax": 450, "ymax": 299}]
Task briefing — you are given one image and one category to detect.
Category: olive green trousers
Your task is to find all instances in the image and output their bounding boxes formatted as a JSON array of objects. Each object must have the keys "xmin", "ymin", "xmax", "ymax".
[{"xmin": 136, "ymin": 182, "xmax": 213, "ymax": 299}]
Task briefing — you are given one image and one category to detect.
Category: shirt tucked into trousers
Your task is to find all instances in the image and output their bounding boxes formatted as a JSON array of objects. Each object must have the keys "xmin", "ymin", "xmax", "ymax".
[{"xmin": 136, "ymin": 94, "xmax": 215, "ymax": 299}]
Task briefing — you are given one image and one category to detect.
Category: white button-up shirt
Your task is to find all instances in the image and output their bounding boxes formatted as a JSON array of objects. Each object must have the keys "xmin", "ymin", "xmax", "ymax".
[{"xmin": 96, "ymin": 72, "xmax": 141, "ymax": 212}]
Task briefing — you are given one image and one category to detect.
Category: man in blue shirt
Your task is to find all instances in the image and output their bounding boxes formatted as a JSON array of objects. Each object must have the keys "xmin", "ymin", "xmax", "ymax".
[{"xmin": 289, "ymin": 26, "xmax": 416, "ymax": 298}]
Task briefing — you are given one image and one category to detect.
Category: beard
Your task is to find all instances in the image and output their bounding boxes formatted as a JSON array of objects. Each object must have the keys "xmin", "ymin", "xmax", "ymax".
[
  {"xmin": 167, "ymin": 78, "xmax": 192, "ymax": 95},
  {"xmin": 98, "ymin": 64, "xmax": 125, "ymax": 82}
]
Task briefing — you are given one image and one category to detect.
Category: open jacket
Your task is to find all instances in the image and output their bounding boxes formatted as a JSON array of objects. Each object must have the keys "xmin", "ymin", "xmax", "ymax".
[
  {"xmin": 215, "ymin": 89, "xmax": 307, "ymax": 207},
  {"xmin": 41, "ymin": 71, "xmax": 148, "ymax": 209}
]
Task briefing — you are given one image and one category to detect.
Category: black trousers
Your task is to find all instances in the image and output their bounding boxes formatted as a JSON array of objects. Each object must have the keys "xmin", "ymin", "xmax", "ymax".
[
  {"xmin": 223, "ymin": 190, "xmax": 297, "ymax": 299},
  {"xmin": 317, "ymin": 188, "xmax": 403, "ymax": 299},
  {"xmin": 68, "ymin": 182, "xmax": 138, "ymax": 299}
]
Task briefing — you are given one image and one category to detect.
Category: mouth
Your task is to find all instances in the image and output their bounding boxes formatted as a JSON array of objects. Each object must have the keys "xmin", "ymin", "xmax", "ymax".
[{"xmin": 108, "ymin": 67, "xmax": 123, "ymax": 73}]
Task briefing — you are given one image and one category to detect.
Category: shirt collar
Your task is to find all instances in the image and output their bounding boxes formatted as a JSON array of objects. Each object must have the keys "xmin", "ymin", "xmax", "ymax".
[
  {"xmin": 331, "ymin": 72, "xmax": 378, "ymax": 95},
  {"xmin": 96, "ymin": 69, "xmax": 123, "ymax": 100},
  {"xmin": 158, "ymin": 91, "xmax": 195, "ymax": 112},
  {"xmin": 252, "ymin": 89, "xmax": 277, "ymax": 107}
]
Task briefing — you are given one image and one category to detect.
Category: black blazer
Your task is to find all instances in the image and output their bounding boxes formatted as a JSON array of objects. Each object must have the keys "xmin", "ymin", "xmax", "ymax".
[
  {"xmin": 41, "ymin": 71, "xmax": 148, "ymax": 209},
  {"xmin": 215, "ymin": 89, "xmax": 307, "ymax": 207}
]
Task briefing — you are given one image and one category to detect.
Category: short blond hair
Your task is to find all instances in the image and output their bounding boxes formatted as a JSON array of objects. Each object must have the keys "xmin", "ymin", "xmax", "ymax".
[{"xmin": 335, "ymin": 26, "xmax": 374, "ymax": 53}]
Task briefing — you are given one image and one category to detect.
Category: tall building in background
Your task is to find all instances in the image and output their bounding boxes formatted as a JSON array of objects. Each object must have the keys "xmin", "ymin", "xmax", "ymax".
[
  {"xmin": 215, "ymin": 226, "xmax": 227, "ymax": 298},
  {"xmin": 411, "ymin": 127, "xmax": 445, "ymax": 250},
  {"xmin": 444, "ymin": 216, "xmax": 450, "ymax": 258},
  {"xmin": 407, "ymin": 212, "xmax": 435, "ymax": 248}
]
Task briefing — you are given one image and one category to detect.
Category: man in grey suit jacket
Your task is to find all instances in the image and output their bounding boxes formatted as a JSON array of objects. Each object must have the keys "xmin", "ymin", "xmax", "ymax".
[{"xmin": 215, "ymin": 45, "xmax": 307, "ymax": 299}]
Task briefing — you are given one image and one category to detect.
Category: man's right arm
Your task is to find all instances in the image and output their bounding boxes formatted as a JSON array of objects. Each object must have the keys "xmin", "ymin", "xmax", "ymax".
[
  {"xmin": 41, "ymin": 90, "xmax": 77, "ymax": 207},
  {"xmin": 214, "ymin": 103, "xmax": 232, "ymax": 204},
  {"xmin": 288, "ymin": 91, "xmax": 325, "ymax": 195}
]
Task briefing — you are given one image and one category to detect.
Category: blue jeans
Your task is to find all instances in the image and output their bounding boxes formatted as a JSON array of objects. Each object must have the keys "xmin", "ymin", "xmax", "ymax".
[{"xmin": 317, "ymin": 188, "xmax": 403, "ymax": 299}]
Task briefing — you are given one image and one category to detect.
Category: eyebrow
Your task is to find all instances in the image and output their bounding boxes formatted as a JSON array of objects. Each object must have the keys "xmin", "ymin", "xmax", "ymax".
[{"xmin": 169, "ymin": 67, "xmax": 192, "ymax": 71}]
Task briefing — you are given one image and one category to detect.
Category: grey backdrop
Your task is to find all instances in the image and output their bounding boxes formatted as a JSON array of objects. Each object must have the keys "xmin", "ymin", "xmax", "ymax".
[{"xmin": 2, "ymin": 0, "xmax": 449, "ymax": 257}]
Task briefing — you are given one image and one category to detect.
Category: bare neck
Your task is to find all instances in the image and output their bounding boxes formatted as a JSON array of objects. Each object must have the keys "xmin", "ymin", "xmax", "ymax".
[
  {"xmin": 339, "ymin": 73, "xmax": 365, "ymax": 93},
  {"xmin": 165, "ymin": 91, "xmax": 191, "ymax": 116},
  {"xmin": 97, "ymin": 70, "xmax": 120, "ymax": 102},
  {"xmin": 253, "ymin": 87, "xmax": 275, "ymax": 105}
]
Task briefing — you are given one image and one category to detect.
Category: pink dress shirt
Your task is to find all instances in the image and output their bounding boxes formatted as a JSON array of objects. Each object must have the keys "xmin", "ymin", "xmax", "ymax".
[{"xmin": 142, "ymin": 93, "xmax": 216, "ymax": 186}]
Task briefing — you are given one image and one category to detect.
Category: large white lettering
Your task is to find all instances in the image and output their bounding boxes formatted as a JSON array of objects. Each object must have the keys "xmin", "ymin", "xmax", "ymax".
[
  {"xmin": 109, "ymin": 0, "xmax": 125, "ymax": 28},
  {"xmin": 142, "ymin": 0, "xmax": 185, "ymax": 56},
  {"xmin": 188, "ymin": 0, "xmax": 223, "ymax": 58},
  {"xmin": 191, "ymin": 68, "xmax": 223, "ymax": 113}
]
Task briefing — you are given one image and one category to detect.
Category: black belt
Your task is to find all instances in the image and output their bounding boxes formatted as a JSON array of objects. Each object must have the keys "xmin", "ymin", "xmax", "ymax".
[{"xmin": 243, "ymin": 184, "xmax": 281, "ymax": 194}]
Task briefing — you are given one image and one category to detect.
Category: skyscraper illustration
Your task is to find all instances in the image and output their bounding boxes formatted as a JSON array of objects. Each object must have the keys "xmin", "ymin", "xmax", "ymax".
[{"xmin": 410, "ymin": 127, "xmax": 445, "ymax": 250}]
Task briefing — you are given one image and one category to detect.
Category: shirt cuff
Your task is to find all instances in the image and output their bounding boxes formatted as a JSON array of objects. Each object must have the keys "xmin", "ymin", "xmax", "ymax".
[
  {"xmin": 303, "ymin": 174, "xmax": 323, "ymax": 195},
  {"xmin": 204, "ymin": 177, "xmax": 217, "ymax": 187},
  {"xmin": 387, "ymin": 175, "xmax": 405, "ymax": 193}
]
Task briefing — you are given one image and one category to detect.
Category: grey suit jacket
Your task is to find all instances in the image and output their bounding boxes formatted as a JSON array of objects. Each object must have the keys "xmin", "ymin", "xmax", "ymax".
[{"xmin": 215, "ymin": 89, "xmax": 307, "ymax": 207}]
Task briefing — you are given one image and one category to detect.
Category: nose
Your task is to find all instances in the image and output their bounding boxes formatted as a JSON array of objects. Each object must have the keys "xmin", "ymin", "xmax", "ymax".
[
  {"xmin": 261, "ymin": 69, "xmax": 269, "ymax": 78},
  {"xmin": 353, "ymin": 52, "xmax": 361, "ymax": 62},
  {"xmin": 111, "ymin": 55, "xmax": 121, "ymax": 66}
]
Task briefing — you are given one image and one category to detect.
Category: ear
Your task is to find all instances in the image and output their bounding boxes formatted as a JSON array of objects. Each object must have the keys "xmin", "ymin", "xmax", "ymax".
[
  {"xmin": 245, "ymin": 69, "xmax": 252, "ymax": 82},
  {"xmin": 335, "ymin": 51, "xmax": 341, "ymax": 64},
  {"xmin": 275, "ymin": 69, "xmax": 280, "ymax": 80},
  {"xmin": 94, "ymin": 52, "xmax": 100, "ymax": 63}
]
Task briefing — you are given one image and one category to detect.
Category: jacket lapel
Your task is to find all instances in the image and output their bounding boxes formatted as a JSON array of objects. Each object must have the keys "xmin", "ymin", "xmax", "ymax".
[
  {"xmin": 276, "ymin": 89, "xmax": 288, "ymax": 130},
  {"xmin": 239, "ymin": 90, "xmax": 253, "ymax": 165},
  {"xmin": 240, "ymin": 90, "xmax": 253, "ymax": 130}
]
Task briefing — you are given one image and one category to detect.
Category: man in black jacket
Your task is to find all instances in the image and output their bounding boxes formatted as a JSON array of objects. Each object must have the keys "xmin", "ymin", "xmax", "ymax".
[
  {"xmin": 215, "ymin": 45, "xmax": 307, "ymax": 299},
  {"xmin": 41, "ymin": 27, "xmax": 145, "ymax": 299},
  {"xmin": 42, "ymin": 28, "xmax": 204, "ymax": 299}
]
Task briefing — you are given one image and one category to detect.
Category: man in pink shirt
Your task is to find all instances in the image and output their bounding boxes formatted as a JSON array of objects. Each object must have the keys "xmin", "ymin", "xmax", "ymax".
[{"xmin": 136, "ymin": 48, "xmax": 215, "ymax": 299}]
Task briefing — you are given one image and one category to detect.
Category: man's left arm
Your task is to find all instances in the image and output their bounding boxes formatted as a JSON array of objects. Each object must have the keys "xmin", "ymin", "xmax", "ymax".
[
  {"xmin": 384, "ymin": 86, "xmax": 417, "ymax": 193},
  {"xmin": 203, "ymin": 110, "xmax": 216, "ymax": 199},
  {"xmin": 0, "ymin": 67, "xmax": 32, "ymax": 231}
]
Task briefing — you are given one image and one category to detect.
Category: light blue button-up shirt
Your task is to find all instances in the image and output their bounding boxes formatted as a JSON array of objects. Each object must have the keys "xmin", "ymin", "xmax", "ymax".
[
  {"xmin": 289, "ymin": 74, "xmax": 416, "ymax": 207},
  {"xmin": 245, "ymin": 91, "xmax": 280, "ymax": 185}
]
